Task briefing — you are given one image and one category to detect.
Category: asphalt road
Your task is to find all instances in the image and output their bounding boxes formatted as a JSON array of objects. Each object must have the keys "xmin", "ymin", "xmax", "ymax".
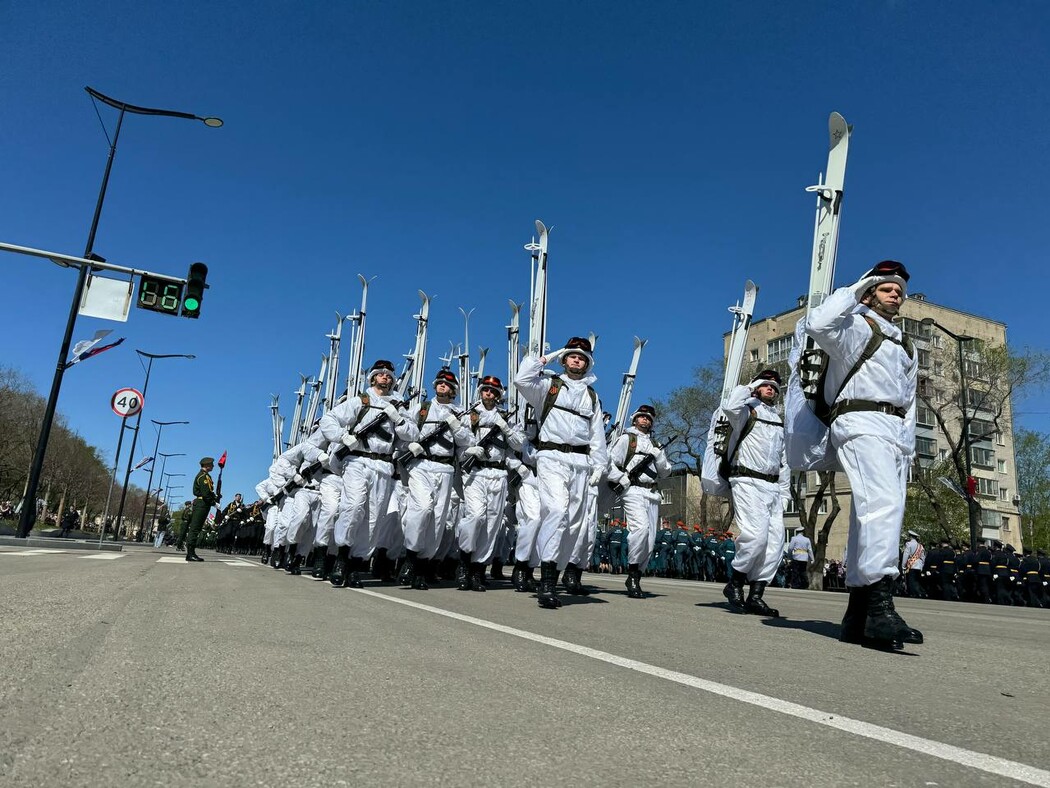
[{"xmin": 1, "ymin": 544, "xmax": 1048, "ymax": 788}]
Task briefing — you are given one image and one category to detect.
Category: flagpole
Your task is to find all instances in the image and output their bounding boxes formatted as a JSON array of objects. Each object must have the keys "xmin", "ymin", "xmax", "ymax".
[{"xmin": 99, "ymin": 416, "xmax": 129, "ymax": 547}]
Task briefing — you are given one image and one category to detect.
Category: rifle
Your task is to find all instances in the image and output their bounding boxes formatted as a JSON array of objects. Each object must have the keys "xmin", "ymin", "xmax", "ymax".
[
  {"xmin": 461, "ymin": 408, "xmax": 517, "ymax": 474},
  {"xmin": 297, "ymin": 400, "xmax": 408, "ymax": 481},
  {"xmin": 393, "ymin": 407, "xmax": 464, "ymax": 465},
  {"xmin": 609, "ymin": 434, "xmax": 678, "ymax": 495}
]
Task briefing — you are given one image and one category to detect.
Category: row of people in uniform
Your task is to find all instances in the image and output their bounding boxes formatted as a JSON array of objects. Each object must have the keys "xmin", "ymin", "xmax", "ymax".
[{"xmin": 899, "ymin": 531, "xmax": 1050, "ymax": 608}]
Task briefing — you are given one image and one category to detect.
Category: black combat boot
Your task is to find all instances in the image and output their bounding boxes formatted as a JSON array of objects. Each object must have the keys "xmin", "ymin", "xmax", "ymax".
[
  {"xmin": 838, "ymin": 586, "xmax": 871, "ymax": 643},
  {"xmin": 346, "ymin": 556, "xmax": 365, "ymax": 588},
  {"xmin": 864, "ymin": 576, "xmax": 923, "ymax": 646},
  {"xmin": 470, "ymin": 562, "xmax": 488, "ymax": 592},
  {"xmin": 722, "ymin": 568, "xmax": 747, "ymax": 612},
  {"xmin": 260, "ymin": 545, "xmax": 271, "ymax": 564},
  {"xmin": 744, "ymin": 581, "xmax": 780, "ymax": 617},
  {"xmin": 372, "ymin": 548, "xmax": 393, "ymax": 583},
  {"xmin": 562, "ymin": 562, "xmax": 582, "ymax": 595},
  {"xmin": 537, "ymin": 561, "xmax": 562, "ymax": 609},
  {"xmin": 398, "ymin": 550, "xmax": 417, "ymax": 586},
  {"xmin": 310, "ymin": 546, "xmax": 327, "ymax": 580},
  {"xmin": 457, "ymin": 550, "xmax": 473, "ymax": 591},
  {"xmin": 322, "ymin": 552, "xmax": 335, "ymax": 581},
  {"xmin": 524, "ymin": 565, "xmax": 537, "ymax": 592},
  {"xmin": 489, "ymin": 559, "xmax": 506, "ymax": 582},
  {"xmin": 512, "ymin": 560, "xmax": 528, "ymax": 592},
  {"xmin": 329, "ymin": 546, "xmax": 350, "ymax": 587},
  {"xmin": 284, "ymin": 544, "xmax": 299, "ymax": 573},
  {"xmin": 573, "ymin": 566, "xmax": 592, "ymax": 596},
  {"xmin": 288, "ymin": 551, "xmax": 304, "ymax": 576},
  {"xmin": 185, "ymin": 546, "xmax": 198, "ymax": 562},
  {"xmin": 412, "ymin": 557, "xmax": 430, "ymax": 590},
  {"xmin": 625, "ymin": 564, "xmax": 644, "ymax": 599}
]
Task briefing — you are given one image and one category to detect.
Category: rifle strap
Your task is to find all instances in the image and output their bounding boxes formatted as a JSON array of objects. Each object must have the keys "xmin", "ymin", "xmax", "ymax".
[
  {"xmin": 539, "ymin": 377, "xmax": 598, "ymax": 431},
  {"xmin": 821, "ymin": 315, "xmax": 914, "ymax": 422}
]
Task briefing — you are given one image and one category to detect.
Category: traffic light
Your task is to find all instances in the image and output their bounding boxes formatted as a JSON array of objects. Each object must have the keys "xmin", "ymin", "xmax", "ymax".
[
  {"xmin": 137, "ymin": 274, "xmax": 185, "ymax": 316},
  {"xmin": 181, "ymin": 262, "xmax": 208, "ymax": 318}
]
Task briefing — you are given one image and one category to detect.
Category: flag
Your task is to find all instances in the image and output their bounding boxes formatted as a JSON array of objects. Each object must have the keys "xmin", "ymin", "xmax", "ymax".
[
  {"xmin": 218, "ymin": 451, "xmax": 228, "ymax": 468},
  {"xmin": 66, "ymin": 330, "xmax": 111, "ymax": 367},
  {"xmin": 79, "ymin": 336, "xmax": 125, "ymax": 364},
  {"xmin": 134, "ymin": 456, "xmax": 154, "ymax": 471}
]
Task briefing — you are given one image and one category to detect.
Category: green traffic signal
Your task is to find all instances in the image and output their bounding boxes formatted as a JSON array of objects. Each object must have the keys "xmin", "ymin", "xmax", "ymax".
[{"xmin": 181, "ymin": 262, "xmax": 208, "ymax": 318}]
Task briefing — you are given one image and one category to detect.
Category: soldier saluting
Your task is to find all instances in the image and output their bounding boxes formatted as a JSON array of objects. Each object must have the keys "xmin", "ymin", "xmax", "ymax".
[{"xmin": 185, "ymin": 457, "xmax": 219, "ymax": 562}]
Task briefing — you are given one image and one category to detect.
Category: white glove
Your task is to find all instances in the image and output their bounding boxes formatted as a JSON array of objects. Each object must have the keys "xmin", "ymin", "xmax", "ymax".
[
  {"xmin": 782, "ymin": 497, "xmax": 791, "ymax": 512},
  {"xmin": 299, "ymin": 461, "xmax": 312, "ymax": 473},
  {"xmin": 408, "ymin": 442, "xmax": 425, "ymax": 458},
  {"xmin": 293, "ymin": 473, "xmax": 305, "ymax": 486},
  {"xmin": 445, "ymin": 414, "xmax": 461, "ymax": 431},
  {"xmin": 542, "ymin": 348, "xmax": 568, "ymax": 365},
  {"xmin": 993, "ymin": 574, "xmax": 999, "ymax": 580},
  {"xmin": 852, "ymin": 276, "xmax": 882, "ymax": 300},
  {"xmin": 588, "ymin": 468, "xmax": 603, "ymax": 486},
  {"xmin": 317, "ymin": 451, "xmax": 329, "ymax": 464},
  {"xmin": 493, "ymin": 413, "xmax": 510, "ymax": 432},
  {"xmin": 383, "ymin": 403, "xmax": 401, "ymax": 421},
  {"xmin": 341, "ymin": 432, "xmax": 359, "ymax": 450},
  {"xmin": 464, "ymin": 446, "xmax": 486, "ymax": 459},
  {"xmin": 516, "ymin": 464, "xmax": 533, "ymax": 480}
]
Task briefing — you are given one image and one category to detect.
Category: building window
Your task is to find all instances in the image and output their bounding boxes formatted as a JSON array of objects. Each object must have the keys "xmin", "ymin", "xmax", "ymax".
[
  {"xmin": 997, "ymin": 459, "xmax": 1006, "ymax": 474},
  {"xmin": 933, "ymin": 361, "xmax": 943, "ymax": 376},
  {"xmin": 939, "ymin": 449, "xmax": 949, "ymax": 462},
  {"xmin": 999, "ymin": 487, "xmax": 1009, "ymax": 501},
  {"xmin": 766, "ymin": 336, "xmax": 792, "ymax": 364},
  {"xmin": 976, "ymin": 477, "xmax": 998, "ymax": 498},
  {"xmin": 932, "ymin": 335, "xmax": 943, "ymax": 349},
  {"xmin": 659, "ymin": 490, "xmax": 671, "ymax": 505},
  {"xmin": 916, "ymin": 436, "xmax": 937, "ymax": 458},
  {"xmin": 971, "ymin": 447, "xmax": 995, "ymax": 468},
  {"xmin": 901, "ymin": 317, "xmax": 932, "ymax": 340},
  {"xmin": 996, "ymin": 431, "xmax": 1005, "ymax": 446},
  {"xmin": 917, "ymin": 348, "xmax": 931, "ymax": 370},
  {"xmin": 916, "ymin": 405, "xmax": 935, "ymax": 427},
  {"xmin": 1001, "ymin": 516, "xmax": 1010, "ymax": 531},
  {"xmin": 980, "ymin": 509, "xmax": 1000, "ymax": 528},
  {"xmin": 969, "ymin": 419, "xmax": 994, "ymax": 442},
  {"xmin": 749, "ymin": 348, "xmax": 759, "ymax": 362}
]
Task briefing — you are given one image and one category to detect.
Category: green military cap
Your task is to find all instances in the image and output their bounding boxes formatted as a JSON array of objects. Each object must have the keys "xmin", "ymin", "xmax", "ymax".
[{"xmin": 200, "ymin": 456, "xmax": 215, "ymax": 466}]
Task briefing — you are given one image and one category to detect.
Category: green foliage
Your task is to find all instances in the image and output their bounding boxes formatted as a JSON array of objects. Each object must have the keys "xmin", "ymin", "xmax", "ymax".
[{"xmin": 1014, "ymin": 429, "xmax": 1050, "ymax": 552}]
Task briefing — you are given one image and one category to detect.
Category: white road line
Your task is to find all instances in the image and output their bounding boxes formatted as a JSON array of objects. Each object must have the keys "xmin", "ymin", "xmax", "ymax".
[
  {"xmin": 352, "ymin": 587, "xmax": 1050, "ymax": 788},
  {"xmin": 81, "ymin": 553, "xmax": 126, "ymax": 560},
  {"xmin": 0, "ymin": 549, "xmax": 69, "ymax": 556},
  {"xmin": 156, "ymin": 556, "xmax": 188, "ymax": 563},
  {"xmin": 221, "ymin": 560, "xmax": 249, "ymax": 566}
]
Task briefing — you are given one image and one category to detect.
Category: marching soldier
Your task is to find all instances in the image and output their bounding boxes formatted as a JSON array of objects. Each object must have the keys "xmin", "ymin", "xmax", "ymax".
[
  {"xmin": 991, "ymin": 541, "xmax": 1012, "ymax": 605},
  {"xmin": 974, "ymin": 540, "xmax": 994, "ymax": 603},
  {"xmin": 721, "ymin": 369, "xmax": 789, "ymax": 617},
  {"xmin": 937, "ymin": 539, "xmax": 960, "ymax": 602},
  {"xmin": 901, "ymin": 530, "xmax": 927, "ymax": 598},
  {"xmin": 807, "ymin": 260, "xmax": 922, "ymax": 648},
  {"xmin": 457, "ymin": 375, "xmax": 524, "ymax": 592},
  {"xmin": 787, "ymin": 526, "xmax": 814, "ymax": 589},
  {"xmin": 185, "ymin": 457, "xmax": 219, "ymax": 562},
  {"xmin": 1020, "ymin": 549, "xmax": 1044, "ymax": 608},
  {"xmin": 514, "ymin": 336, "xmax": 608, "ymax": 609},
  {"xmin": 175, "ymin": 500, "xmax": 193, "ymax": 552},
  {"xmin": 607, "ymin": 404, "xmax": 671, "ymax": 598}
]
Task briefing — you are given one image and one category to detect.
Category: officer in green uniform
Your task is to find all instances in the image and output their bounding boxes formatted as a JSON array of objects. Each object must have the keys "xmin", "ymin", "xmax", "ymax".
[
  {"xmin": 721, "ymin": 531, "xmax": 737, "ymax": 580},
  {"xmin": 185, "ymin": 457, "xmax": 219, "ymax": 562}
]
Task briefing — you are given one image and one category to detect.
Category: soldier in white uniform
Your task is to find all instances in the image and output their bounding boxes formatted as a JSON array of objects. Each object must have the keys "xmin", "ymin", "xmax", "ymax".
[
  {"xmin": 318, "ymin": 360, "xmax": 418, "ymax": 588},
  {"xmin": 806, "ymin": 260, "xmax": 923, "ymax": 648},
  {"xmin": 509, "ymin": 451, "xmax": 541, "ymax": 592},
  {"xmin": 457, "ymin": 375, "xmax": 524, "ymax": 591},
  {"xmin": 514, "ymin": 336, "xmax": 608, "ymax": 609},
  {"xmin": 400, "ymin": 368, "xmax": 475, "ymax": 590},
  {"xmin": 721, "ymin": 370, "xmax": 790, "ymax": 617},
  {"xmin": 607, "ymin": 405, "xmax": 671, "ymax": 599}
]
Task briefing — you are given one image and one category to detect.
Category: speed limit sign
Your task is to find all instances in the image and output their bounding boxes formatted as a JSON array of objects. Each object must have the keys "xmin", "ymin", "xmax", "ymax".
[{"xmin": 111, "ymin": 387, "xmax": 144, "ymax": 418}]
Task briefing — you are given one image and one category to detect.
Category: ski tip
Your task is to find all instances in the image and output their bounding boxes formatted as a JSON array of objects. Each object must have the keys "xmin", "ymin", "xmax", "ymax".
[
  {"xmin": 535, "ymin": 219, "xmax": 547, "ymax": 235},
  {"xmin": 829, "ymin": 112, "xmax": 850, "ymax": 144},
  {"xmin": 745, "ymin": 279, "xmax": 757, "ymax": 290}
]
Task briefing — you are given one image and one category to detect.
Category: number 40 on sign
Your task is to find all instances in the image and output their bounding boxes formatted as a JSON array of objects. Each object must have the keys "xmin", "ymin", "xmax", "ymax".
[{"xmin": 111, "ymin": 387, "xmax": 144, "ymax": 418}]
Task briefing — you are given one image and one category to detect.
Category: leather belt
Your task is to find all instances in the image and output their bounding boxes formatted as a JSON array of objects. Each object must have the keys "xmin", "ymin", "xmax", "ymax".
[
  {"xmin": 423, "ymin": 455, "xmax": 456, "ymax": 466},
  {"xmin": 830, "ymin": 399, "xmax": 906, "ymax": 421},
  {"xmin": 349, "ymin": 450, "xmax": 394, "ymax": 463},
  {"xmin": 634, "ymin": 481, "xmax": 658, "ymax": 490},
  {"xmin": 728, "ymin": 465, "xmax": 780, "ymax": 484},
  {"xmin": 474, "ymin": 460, "xmax": 506, "ymax": 471},
  {"xmin": 535, "ymin": 440, "xmax": 590, "ymax": 456}
]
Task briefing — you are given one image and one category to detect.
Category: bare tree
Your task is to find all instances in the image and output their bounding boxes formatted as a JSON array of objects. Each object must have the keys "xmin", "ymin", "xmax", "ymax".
[{"xmin": 790, "ymin": 471, "xmax": 842, "ymax": 590}]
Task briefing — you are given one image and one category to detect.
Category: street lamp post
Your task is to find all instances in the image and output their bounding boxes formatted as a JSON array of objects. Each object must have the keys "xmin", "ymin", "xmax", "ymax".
[
  {"xmin": 921, "ymin": 318, "xmax": 980, "ymax": 548},
  {"xmin": 112, "ymin": 351, "xmax": 194, "ymax": 536},
  {"xmin": 16, "ymin": 87, "xmax": 220, "ymax": 538},
  {"xmin": 150, "ymin": 453, "xmax": 186, "ymax": 531},
  {"xmin": 135, "ymin": 421, "xmax": 189, "ymax": 540}
]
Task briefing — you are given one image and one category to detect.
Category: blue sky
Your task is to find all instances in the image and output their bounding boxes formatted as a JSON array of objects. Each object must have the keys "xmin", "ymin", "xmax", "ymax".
[{"xmin": 2, "ymin": 1, "xmax": 1048, "ymax": 502}]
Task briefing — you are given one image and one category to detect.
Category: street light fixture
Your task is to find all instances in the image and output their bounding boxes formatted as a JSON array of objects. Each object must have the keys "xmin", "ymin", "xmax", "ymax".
[
  {"xmin": 16, "ymin": 87, "xmax": 221, "ymax": 538},
  {"xmin": 134, "ymin": 421, "xmax": 189, "ymax": 540},
  {"xmin": 150, "ymin": 453, "xmax": 186, "ymax": 529},
  {"xmin": 921, "ymin": 317, "xmax": 980, "ymax": 547},
  {"xmin": 111, "ymin": 351, "xmax": 195, "ymax": 536}
]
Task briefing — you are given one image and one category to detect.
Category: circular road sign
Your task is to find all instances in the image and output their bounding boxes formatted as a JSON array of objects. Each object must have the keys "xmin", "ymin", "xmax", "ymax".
[{"xmin": 111, "ymin": 387, "xmax": 144, "ymax": 418}]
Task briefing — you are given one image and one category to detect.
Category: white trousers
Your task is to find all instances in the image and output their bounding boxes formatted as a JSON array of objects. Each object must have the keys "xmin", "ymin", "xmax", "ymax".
[
  {"xmin": 373, "ymin": 481, "xmax": 405, "ymax": 556},
  {"xmin": 312, "ymin": 475, "xmax": 343, "ymax": 548},
  {"xmin": 262, "ymin": 505, "xmax": 280, "ymax": 546},
  {"xmin": 729, "ymin": 477, "xmax": 784, "ymax": 583},
  {"xmin": 569, "ymin": 483, "xmax": 600, "ymax": 566},
  {"xmin": 623, "ymin": 487, "xmax": 661, "ymax": 568},
  {"xmin": 402, "ymin": 461, "xmax": 455, "ymax": 559},
  {"xmin": 284, "ymin": 487, "xmax": 320, "ymax": 547},
  {"xmin": 334, "ymin": 457, "xmax": 396, "ymax": 559},
  {"xmin": 459, "ymin": 469, "xmax": 510, "ymax": 563},
  {"xmin": 834, "ymin": 431, "xmax": 907, "ymax": 587},
  {"xmin": 536, "ymin": 455, "xmax": 589, "ymax": 570},
  {"xmin": 514, "ymin": 481, "xmax": 541, "ymax": 566}
]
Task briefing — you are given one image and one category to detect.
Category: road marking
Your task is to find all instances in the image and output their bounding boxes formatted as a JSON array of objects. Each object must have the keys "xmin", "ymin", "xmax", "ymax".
[
  {"xmin": 0, "ymin": 549, "xmax": 69, "ymax": 556},
  {"xmin": 81, "ymin": 553, "xmax": 126, "ymax": 560},
  {"xmin": 156, "ymin": 557, "xmax": 189, "ymax": 563},
  {"xmin": 221, "ymin": 560, "xmax": 249, "ymax": 566},
  {"xmin": 352, "ymin": 587, "xmax": 1050, "ymax": 788}
]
